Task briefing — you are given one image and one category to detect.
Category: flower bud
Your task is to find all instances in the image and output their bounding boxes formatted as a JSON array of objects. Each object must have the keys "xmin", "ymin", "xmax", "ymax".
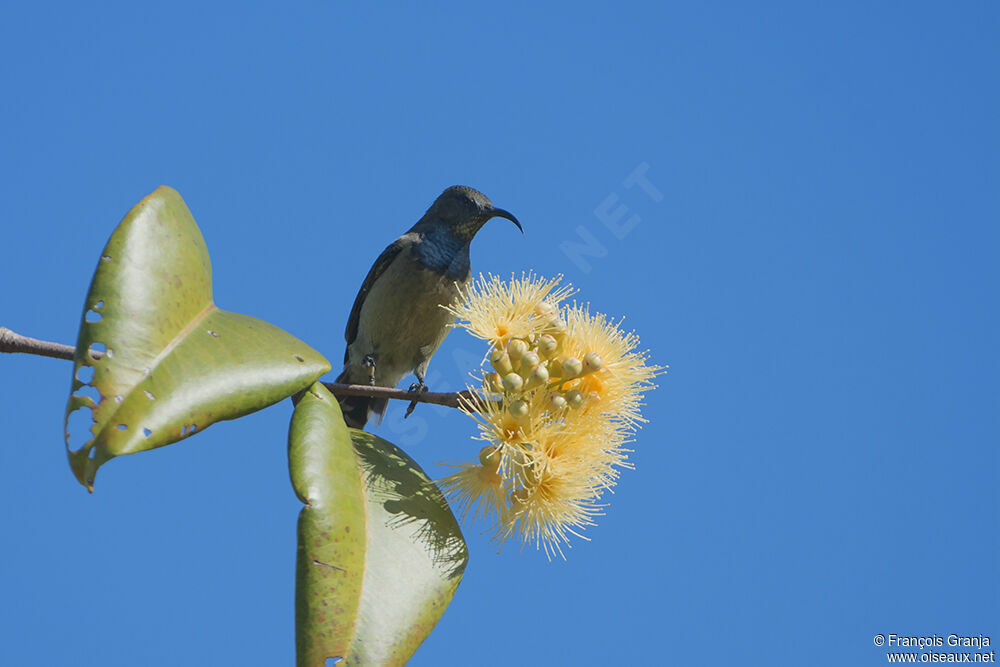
[
  {"xmin": 546, "ymin": 317, "xmax": 567, "ymax": 337},
  {"xmin": 519, "ymin": 351, "xmax": 540, "ymax": 375},
  {"xmin": 490, "ymin": 349, "xmax": 513, "ymax": 376},
  {"xmin": 548, "ymin": 393, "xmax": 568, "ymax": 411},
  {"xmin": 547, "ymin": 359, "xmax": 563, "ymax": 378},
  {"xmin": 522, "ymin": 462, "xmax": 541, "ymax": 485},
  {"xmin": 565, "ymin": 389, "xmax": 585, "ymax": 409},
  {"xmin": 509, "ymin": 487, "xmax": 530, "ymax": 511},
  {"xmin": 561, "ymin": 356, "xmax": 583, "ymax": 379},
  {"xmin": 506, "ymin": 447, "xmax": 528, "ymax": 468},
  {"xmin": 479, "ymin": 446, "xmax": 501, "ymax": 469},
  {"xmin": 583, "ymin": 352, "xmax": 603, "ymax": 373},
  {"xmin": 484, "ymin": 372, "xmax": 503, "ymax": 393},
  {"xmin": 507, "ymin": 338, "xmax": 529, "ymax": 361},
  {"xmin": 534, "ymin": 301, "xmax": 557, "ymax": 317},
  {"xmin": 524, "ymin": 363, "xmax": 550, "ymax": 389},
  {"xmin": 536, "ymin": 334, "xmax": 558, "ymax": 359},
  {"xmin": 501, "ymin": 372, "xmax": 524, "ymax": 393},
  {"xmin": 509, "ymin": 399, "xmax": 530, "ymax": 419}
]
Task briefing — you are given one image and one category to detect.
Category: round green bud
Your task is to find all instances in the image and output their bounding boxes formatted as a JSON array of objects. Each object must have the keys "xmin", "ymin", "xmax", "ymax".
[
  {"xmin": 561, "ymin": 356, "xmax": 583, "ymax": 379},
  {"xmin": 548, "ymin": 393, "xmax": 568, "ymax": 411},
  {"xmin": 489, "ymin": 348, "xmax": 513, "ymax": 375},
  {"xmin": 547, "ymin": 359, "xmax": 563, "ymax": 378},
  {"xmin": 501, "ymin": 372, "xmax": 524, "ymax": 393},
  {"xmin": 583, "ymin": 352, "xmax": 603, "ymax": 373},
  {"xmin": 509, "ymin": 399, "xmax": 530, "ymax": 419},
  {"xmin": 507, "ymin": 338, "xmax": 529, "ymax": 361},
  {"xmin": 537, "ymin": 334, "xmax": 559, "ymax": 358},
  {"xmin": 519, "ymin": 351, "xmax": 540, "ymax": 375},
  {"xmin": 479, "ymin": 446, "xmax": 501, "ymax": 469},
  {"xmin": 525, "ymin": 364, "xmax": 550, "ymax": 389},
  {"xmin": 565, "ymin": 389, "xmax": 585, "ymax": 409}
]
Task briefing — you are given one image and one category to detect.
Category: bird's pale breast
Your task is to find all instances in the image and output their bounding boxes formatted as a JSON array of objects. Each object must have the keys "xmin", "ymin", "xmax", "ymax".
[{"xmin": 347, "ymin": 246, "xmax": 464, "ymax": 387}]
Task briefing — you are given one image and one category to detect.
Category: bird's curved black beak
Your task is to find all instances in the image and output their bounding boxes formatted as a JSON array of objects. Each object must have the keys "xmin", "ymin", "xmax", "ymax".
[{"xmin": 489, "ymin": 208, "xmax": 523, "ymax": 234}]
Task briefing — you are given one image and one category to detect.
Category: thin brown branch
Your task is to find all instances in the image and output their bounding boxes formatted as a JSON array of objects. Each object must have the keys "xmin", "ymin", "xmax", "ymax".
[
  {"xmin": 320, "ymin": 382, "xmax": 474, "ymax": 409},
  {"xmin": 0, "ymin": 327, "xmax": 473, "ymax": 409},
  {"xmin": 0, "ymin": 327, "xmax": 102, "ymax": 361}
]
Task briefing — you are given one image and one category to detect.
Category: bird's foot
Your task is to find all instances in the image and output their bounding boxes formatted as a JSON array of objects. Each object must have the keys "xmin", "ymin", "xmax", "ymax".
[
  {"xmin": 405, "ymin": 381, "xmax": 429, "ymax": 419},
  {"xmin": 363, "ymin": 354, "xmax": 377, "ymax": 386}
]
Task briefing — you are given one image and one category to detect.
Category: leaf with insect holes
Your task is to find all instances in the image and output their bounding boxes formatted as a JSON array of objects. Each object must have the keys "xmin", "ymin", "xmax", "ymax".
[
  {"xmin": 290, "ymin": 383, "xmax": 467, "ymax": 667},
  {"xmin": 65, "ymin": 186, "xmax": 330, "ymax": 490}
]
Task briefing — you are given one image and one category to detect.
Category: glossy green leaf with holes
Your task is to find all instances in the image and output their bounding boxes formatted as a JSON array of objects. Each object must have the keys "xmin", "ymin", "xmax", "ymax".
[
  {"xmin": 65, "ymin": 186, "xmax": 330, "ymax": 490},
  {"xmin": 290, "ymin": 383, "xmax": 467, "ymax": 667}
]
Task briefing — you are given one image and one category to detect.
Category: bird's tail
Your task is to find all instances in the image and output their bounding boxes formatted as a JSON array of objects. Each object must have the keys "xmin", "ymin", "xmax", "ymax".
[{"xmin": 335, "ymin": 369, "xmax": 388, "ymax": 430}]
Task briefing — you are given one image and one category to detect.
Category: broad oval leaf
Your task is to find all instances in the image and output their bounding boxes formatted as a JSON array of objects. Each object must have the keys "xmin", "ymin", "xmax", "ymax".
[
  {"xmin": 65, "ymin": 186, "xmax": 330, "ymax": 489},
  {"xmin": 290, "ymin": 383, "xmax": 467, "ymax": 667}
]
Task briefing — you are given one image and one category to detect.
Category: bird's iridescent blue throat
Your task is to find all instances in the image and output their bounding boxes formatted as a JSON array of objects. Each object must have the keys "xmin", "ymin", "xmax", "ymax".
[{"xmin": 415, "ymin": 226, "xmax": 472, "ymax": 279}]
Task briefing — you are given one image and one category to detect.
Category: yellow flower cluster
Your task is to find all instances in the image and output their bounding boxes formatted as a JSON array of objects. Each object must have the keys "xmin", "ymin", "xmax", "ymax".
[{"xmin": 439, "ymin": 273, "xmax": 663, "ymax": 559}]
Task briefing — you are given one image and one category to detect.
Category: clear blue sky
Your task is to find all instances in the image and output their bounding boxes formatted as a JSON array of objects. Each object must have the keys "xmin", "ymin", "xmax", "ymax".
[{"xmin": 1, "ymin": 3, "xmax": 996, "ymax": 665}]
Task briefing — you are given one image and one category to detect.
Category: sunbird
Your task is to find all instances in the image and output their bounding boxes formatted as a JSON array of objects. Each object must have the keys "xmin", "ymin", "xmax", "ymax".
[{"xmin": 336, "ymin": 186, "xmax": 522, "ymax": 428}]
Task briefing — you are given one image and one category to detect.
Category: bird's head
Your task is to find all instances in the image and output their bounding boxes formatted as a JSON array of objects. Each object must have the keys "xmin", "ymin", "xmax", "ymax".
[{"xmin": 425, "ymin": 185, "xmax": 523, "ymax": 240}]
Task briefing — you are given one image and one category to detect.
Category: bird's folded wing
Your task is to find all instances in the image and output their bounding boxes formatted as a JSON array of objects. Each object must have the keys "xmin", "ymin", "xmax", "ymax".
[{"xmin": 344, "ymin": 237, "xmax": 409, "ymax": 353}]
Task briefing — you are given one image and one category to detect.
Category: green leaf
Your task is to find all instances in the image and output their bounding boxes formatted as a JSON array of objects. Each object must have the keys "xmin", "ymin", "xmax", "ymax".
[
  {"xmin": 65, "ymin": 186, "xmax": 330, "ymax": 490},
  {"xmin": 290, "ymin": 383, "xmax": 467, "ymax": 667}
]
